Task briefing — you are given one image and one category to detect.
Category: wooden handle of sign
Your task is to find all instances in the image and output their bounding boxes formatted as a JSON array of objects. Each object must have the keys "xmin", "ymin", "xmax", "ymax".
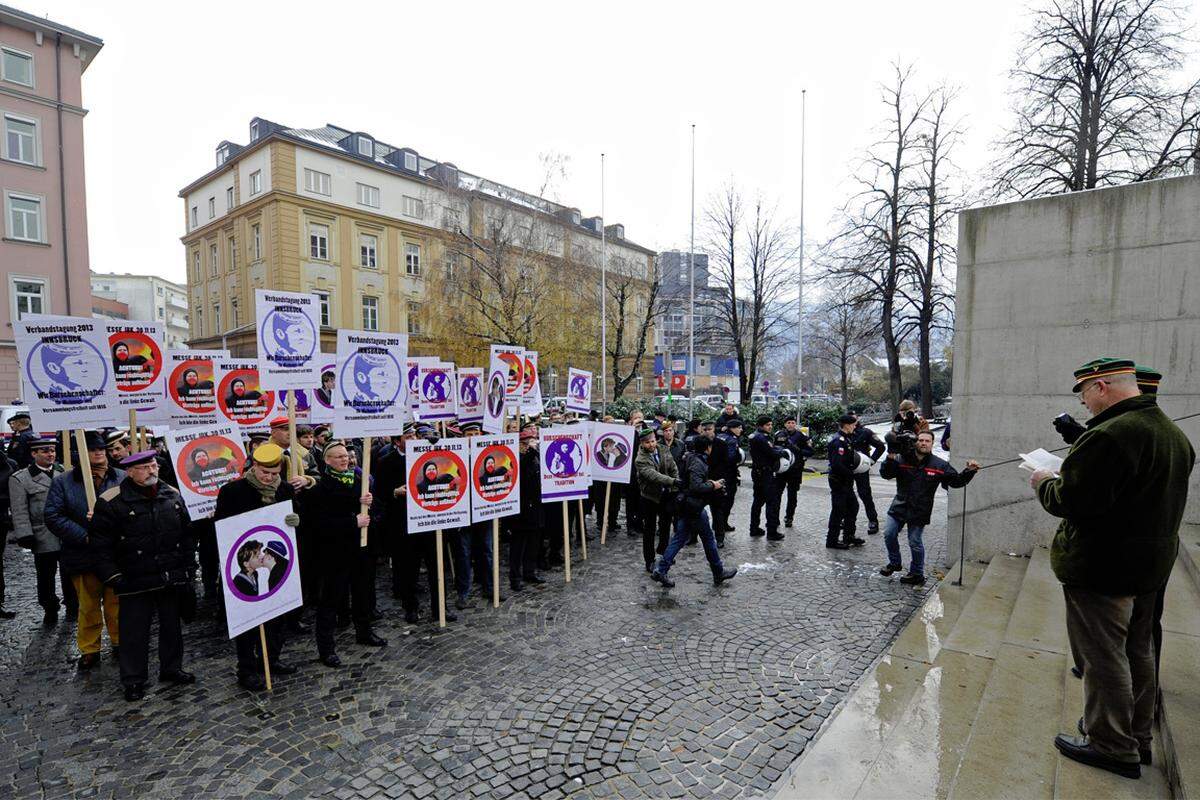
[
  {"xmin": 259, "ymin": 624, "xmax": 273, "ymax": 692},
  {"xmin": 562, "ymin": 501, "xmax": 571, "ymax": 583},
  {"xmin": 360, "ymin": 437, "xmax": 372, "ymax": 548},
  {"xmin": 73, "ymin": 429, "xmax": 97, "ymax": 511},
  {"xmin": 128, "ymin": 409, "xmax": 137, "ymax": 451},
  {"xmin": 492, "ymin": 518, "xmax": 500, "ymax": 608},
  {"xmin": 436, "ymin": 529, "xmax": 446, "ymax": 628},
  {"xmin": 62, "ymin": 430, "xmax": 73, "ymax": 471},
  {"xmin": 287, "ymin": 393, "xmax": 300, "ymax": 476},
  {"xmin": 600, "ymin": 482, "xmax": 611, "ymax": 545},
  {"xmin": 577, "ymin": 499, "xmax": 587, "ymax": 560}
]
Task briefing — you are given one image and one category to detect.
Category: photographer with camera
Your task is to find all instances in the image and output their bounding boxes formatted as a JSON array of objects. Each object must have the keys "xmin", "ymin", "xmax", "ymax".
[
  {"xmin": 879, "ymin": 429, "xmax": 978, "ymax": 586},
  {"xmin": 849, "ymin": 418, "xmax": 886, "ymax": 535},
  {"xmin": 826, "ymin": 415, "xmax": 865, "ymax": 550}
]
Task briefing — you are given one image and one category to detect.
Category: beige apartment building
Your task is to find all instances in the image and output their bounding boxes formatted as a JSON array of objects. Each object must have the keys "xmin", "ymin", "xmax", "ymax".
[
  {"xmin": 178, "ymin": 118, "xmax": 657, "ymax": 396},
  {"xmin": 0, "ymin": 4, "xmax": 102, "ymax": 400}
]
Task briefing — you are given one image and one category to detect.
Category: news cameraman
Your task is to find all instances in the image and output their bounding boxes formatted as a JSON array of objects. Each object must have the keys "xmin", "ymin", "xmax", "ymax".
[{"xmin": 878, "ymin": 429, "xmax": 978, "ymax": 586}]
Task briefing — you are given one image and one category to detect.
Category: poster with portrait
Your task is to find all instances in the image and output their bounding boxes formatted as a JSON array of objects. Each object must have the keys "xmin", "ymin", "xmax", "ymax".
[
  {"xmin": 468, "ymin": 433, "xmax": 520, "ymax": 523},
  {"xmin": 456, "ymin": 367, "xmax": 484, "ymax": 423},
  {"xmin": 417, "ymin": 361, "xmax": 456, "ymax": 421},
  {"xmin": 566, "ymin": 368, "xmax": 592, "ymax": 414},
  {"xmin": 590, "ymin": 422, "xmax": 635, "ymax": 484},
  {"xmin": 521, "ymin": 350, "xmax": 543, "ymax": 416},
  {"xmin": 104, "ymin": 321, "xmax": 166, "ymax": 422},
  {"xmin": 309, "ymin": 360, "xmax": 336, "ymax": 424},
  {"xmin": 483, "ymin": 347, "xmax": 509, "ymax": 435},
  {"xmin": 214, "ymin": 359, "xmax": 275, "ymax": 433},
  {"xmin": 491, "ymin": 344, "xmax": 524, "ymax": 397},
  {"xmin": 255, "ymin": 289, "xmax": 321, "ymax": 389},
  {"xmin": 539, "ymin": 426, "xmax": 591, "ymax": 501},
  {"xmin": 167, "ymin": 424, "xmax": 247, "ymax": 519},
  {"xmin": 216, "ymin": 501, "xmax": 303, "ymax": 639},
  {"xmin": 405, "ymin": 437, "xmax": 470, "ymax": 532},
  {"xmin": 333, "ymin": 330, "xmax": 407, "ymax": 438},
  {"xmin": 271, "ymin": 388, "xmax": 313, "ymax": 423},
  {"xmin": 14, "ymin": 314, "xmax": 116, "ymax": 431}
]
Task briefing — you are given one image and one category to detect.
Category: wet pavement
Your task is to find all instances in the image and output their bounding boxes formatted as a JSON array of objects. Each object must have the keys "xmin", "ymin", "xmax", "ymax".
[{"xmin": 0, "ymin": 469, "xmax": 946, "ymax": 799}]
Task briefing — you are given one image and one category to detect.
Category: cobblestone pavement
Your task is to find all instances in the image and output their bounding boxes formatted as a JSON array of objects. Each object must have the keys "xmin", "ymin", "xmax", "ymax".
[{"xmin": 0, "ymin": 470, "xmax": 947, "ymax": 799}]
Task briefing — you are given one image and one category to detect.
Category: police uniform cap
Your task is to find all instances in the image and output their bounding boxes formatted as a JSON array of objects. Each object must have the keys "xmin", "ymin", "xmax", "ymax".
[
  {"xmin": 105, "ymin": 430, "xmax": 128, "ymax": 447},
  {"xmin": 755, "ymin": 415, "xmax": 772, "ymax": 427},
  {"xmin": 782, "ymin": 414, "xmax": 797, "ymax": 423},
  {"xmin": 1134, "ymin": 364, "xmax": 1162, "ymax": 395},
  {"xmin": 460, "ymin": 422, "xmax": 483, "ymax": 434},
  {"xmin": 725, "ymin": 419, "xmax": 744, "ymax": 430},
  {"xmin": 838, "ymin": 414, "xmax": 857, "ymax": 425},
  {"xmin": 247, "ymin": 431, "xmax": 269, "ymax": 443},
  {"xmin": 252, "ymin": 442, "xmax": 284, "ymax": 467},
  {"xmin": 30, "ymin": 435, "xmax": 57, "ymax": 449},
  {"xmin": 10, "ymin": 410, "xmax": 30, "ymax": 421},
  {"xmin": 119, "ymin": 450, "xmax": 158, "ymax": 467},
  {"xmin": 1072, "ymin": 357, "xmax": 1135, "ymax": 392}
]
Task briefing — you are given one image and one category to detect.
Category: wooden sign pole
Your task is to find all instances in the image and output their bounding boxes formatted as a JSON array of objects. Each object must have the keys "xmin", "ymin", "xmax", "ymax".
[
  {"xmin": 359, "ymin": 437, "xmax": 372, "ymax": 548},
  {"xmin": 286, "ymin": 393, "xmax": 300, "ymax": 477},
  {"xmin": 492, "ymin": 517, "xmax": 501, "ymax": 608},
  {"xmin": 62, "ymin": 430, "xmax": 73, "ymax": 471},
  {"xmin": 258, "ymin": 624, "xmax": 273, "ymax": 691},
  {"xmin": 561, "ymin": 501, "xmax": 571, "ymax": 583},
  {"xmin": 577, "ymin": 499, "xmax": 587, "ymax": 560},
  {"xmin": 73, "ymin": 429, "xmax": 97, "ymax": 511},
  {"xmin": 435, "ymin": 529, "xmax": 447, "ymax": 627},
  {"xmin": 600, "ymin": 482, "xmax": 611, "ymax": 545},
  {"xmin": 128, "ymin": 409, "xmax": 138, "ymax": 451}
]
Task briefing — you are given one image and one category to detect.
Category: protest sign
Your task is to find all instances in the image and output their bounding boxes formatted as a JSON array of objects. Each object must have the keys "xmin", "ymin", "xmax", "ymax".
[
  {"xmin": 457, "ymin": 367, "xmax": 484, "ymax": 423},
  {"xmin": 105, "ymin": 321, "xmax": 166, "ymax": 422},
  {"xmin": 215, "ymin": 359, "xmax": 275, "ymax": 432},
  {"xmin": 255, "ymin": 289, "xmax": 321, "ymax": 389},
  {"xmin": 417, "ymin": 361, "xmax": 456, "ymax": 421},
  {"xmin": 333, "ymin": 330, "xmax": 407, "ymax": 437},
  {"xmin": 483, "ymin": 347, "xmax": 509, "ymax": 435},
  {"xmin": 216, "ymin": 501, "xmax": 303, "ymax": 639},
  {"xmin": 521, "ymin": 351, "xmax": 543, "ymax": 416},
  {"xmin": 164, "ymin": 349, "xmax": 227, "ymax": 429},
  {"xmin": 271, "ymin": 388, "xmax": 312, "ymax": 423},
  {"xmin": 167, "ymin": 424, "xmax": 247, "ymax": 519},
  {"xmin": 469, "ymin": 433, "xmax": 520, "ymax": 522},
  {"xmin": 591, "ymin": 423, "xmax": 635, "ymax": 484},
  {"xmin": 539, "ymin": 426, "xmax": 591, "ymax": 501},
  {"xmin": 405, "ymin": 437, "xmax": 471, "ymax": 532},
  {"xmin": 310, "ymin": 360, "xmax": 336, "ymax": 424},
  {"xmin": 566, "ymin": 368, "xmax": 592, "ymax": 414},
  {"xmin": 15, "ymin": 314, "xmax": 117, "ymax": 430},
  {"xmin": 492, "ymin": 344, "xmax": 524, "ymax": 397}
]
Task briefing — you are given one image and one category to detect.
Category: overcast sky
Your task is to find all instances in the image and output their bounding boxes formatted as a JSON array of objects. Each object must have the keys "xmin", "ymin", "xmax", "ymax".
[{"xmin": 23, "ymin": 0, "xmax": 1198, "ymax": 286}]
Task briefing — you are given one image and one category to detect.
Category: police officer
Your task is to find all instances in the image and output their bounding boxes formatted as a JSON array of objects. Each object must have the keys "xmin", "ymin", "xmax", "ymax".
[
  {"xmin": 89, "ymin": 450, "xmax": 196, "ymax": 701},
  {"xmin": 748, "ymin": 416, "xmax": 785, "ymax": 541},
  {"xmin": 776, "ymin": 416, "xmax": 813, "ymax": 528},
  {"xmin": 5, "ymin": 411, "xmax": 36, "ymax": 469},
  {"xmin": 827, "ymin": 414, "xmax": 865, "ymax": 549},
  {"xmin": 710, "ymin": 420, "xmax": 742, "ymax": 542},
  {"xmin": 849, "ymin": 418, "xmax": 886, "ymax": 535}
]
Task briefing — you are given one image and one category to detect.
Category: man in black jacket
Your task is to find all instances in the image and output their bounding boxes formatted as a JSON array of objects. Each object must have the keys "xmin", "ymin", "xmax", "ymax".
[
  {"xmin": 508, "ymin": 428, "xmax": 545, "ymax": 591},
  {"xmin": 879, "ymin": 429, "xmax": 978, "ymax": 585},
  {"xmin": 710, "ymin": 420, "xmax": 741, "ymax": 542},
  {"xmin": 90, "ymin": 450, "xmax": 196, "ymax": 701},
  {"xmin": 5, "ymin": 411, "xmax": 36, "ymax": 469},
  {"xmin": 748, "ymin": 416, "xmax": 785, "ymax": 541},
  {"xmin": 827, "ymin": 415, "xmax": 864, "ymax": 550},
  {"xmin": 649, "ymin": 436, "xmax": 737, "ymax": 588},
  {"xmin": 777, "ymin": 416, "xmax": 814, "ymax": 528},
  {"xmin": 849, "ymin": 419, "xmax": 886, "ymax": 535}
]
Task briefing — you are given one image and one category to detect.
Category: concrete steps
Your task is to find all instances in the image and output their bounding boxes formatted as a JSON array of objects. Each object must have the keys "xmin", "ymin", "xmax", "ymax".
[{"xmin": 772, "ymin": 545, "xmax": 1199, "ymax": 800}]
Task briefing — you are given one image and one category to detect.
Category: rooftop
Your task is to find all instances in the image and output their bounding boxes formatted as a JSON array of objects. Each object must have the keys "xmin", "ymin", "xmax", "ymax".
[{"xmin": 0, "ymin": 3, "xmax": 103, "ymax": 54}]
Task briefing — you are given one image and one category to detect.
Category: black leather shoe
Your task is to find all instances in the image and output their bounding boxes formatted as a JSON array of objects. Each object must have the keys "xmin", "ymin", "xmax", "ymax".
[
  {"xmin": 645, "ymin": 562, "xmax": 654, "ymax": 573},
  {"xmin": 846, "ymin": 537, "xmax": 867, "ymax": 547},
  {"xmin": 650, "ymin": 570, "xmax": 675, "ymax": 589},
  {"xmin": 238, "ymin": 673, "xmax": 266, "ymax": 691},
  {"xmin": 159, "ymin": 670, "xmax": 196, "ymax": 685},
  {"xmin": 1071, "ymin": 665, "xmax": 1084, "ymax": 679},
  {"xmin": 404, "ymin": 609, "xmax": 421, "ymax": 624},
  {"xmin": 43, "ymin": 610, "xmax": 58, "ymax": 626},
  {"xmin": 767, "ymin": 533, "xmax": 785, "ymax": 541},
  {"xmin": 509, "ymin": 580, "xmax": 524, "ymax": 592},
  {"xmin": 867, "ymin": 523, "xmax": 880, "ymax": 535},
  {"xmin": 826, "ymin": 541, "xmax": 850, "ymax": 550},
  {"xmin": 320, "ymin": 653, "xmax": 342, "ymax": 668},
  {"xmin": 454, "ymin": 595, "xmax": 470, "ymax": 610},
  {"xmin": 525, "ymin": 575, "xmax": 546, "ymax": 585},
  {"xmin": 356, "ymin": 631, "xmax": 387, "ymax": 647},
  {"xmin": 899, "ymin": 574, "xmax": 926, "ymax": 586},
  {"xmin": 1075, "ymin": 718, "xmax": 1152, "ymax": 765},
  {"xmin": 749, "ymin": 528, "xmax": 766, "ymax": 537},
  {"xmin": 124, "ymin": 683, "xmax": 145, "ymax": 702},
  {"xmin": 879, "ymin": 564, "xmax": 903, "ymax": 576},
  {"xmin": 784, "ymin": 519, "xmax": 794, "ymax": 528},
  {"xmin": 726, "ymin": 525, "xmax": 737, "ymax": 532},
  {"xmin": 1054, "ymin": 735, "xmax": 1140, "ymax": 779},
  {"xmin": 78, "ymin": 652, "xmax": 101, "ymax": 670},
  {"xmin": 272, "ymin": 661, "xmax": 299, "ymax": 675},
  {"xmin": 713, "ymin": 567, "xmax": 738, "ymax": 585}
]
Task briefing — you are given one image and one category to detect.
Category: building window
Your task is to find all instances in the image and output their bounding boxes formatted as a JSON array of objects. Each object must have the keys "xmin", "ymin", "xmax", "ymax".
[
  {"xmin": 357, "ymin": 138, "xmax": 373, "ymax": 157},
  {"xmin": 442, "ymin": 207, "xmax": 461, "ymax": 231},
  {"xmin": 405, "ymin": 243, "xmax": 421, "ymax": 276},
  {"xmin": 249, "ymin": 170, "xmax": 262, "ymax": 196},
  {"xmin": 361, "ymin": 296, "xmax": 379, "ymax": 331},
  {"xmin": 208, "ymin": 197, "xmax": 215, "ymax": 218},
  {"xmin": 1, "ymin": 48, "xmax": 33, "ymax": 87},
  {"xmin": 444, "ymin": 251, "xmax": 458, "ymax": 280},
  {"xmin": 213, "ymin": 303, "xmax": 221, "ymax": 333},
  {"xmin": 228, "ymin": 237, "xmax": 237, "ymax": 272},
  {"xmin": 356, "ymin": 183, "xmax": 380, "ymax": 208},
  {"xmin": 195, "ymin": 307, "xmax": 203, "ymax": 336},
  {"xmin": 231, "ymin": 298, "xmax": 239, "ymax": 327},
  {"xmin": 359, "ymin": 233, "xmax": 377, "ymax": 269},
  {"xmin": 12, "ymin": 278, "xmax": 45, "ymax": 319},
  {"xmin": 315, "ymin": 291, "xmax": 331, "ymax": 326},
  {"xmin": 192, "ymin": 250, "xmax": 200, "ymax": 281},
  {"xmin": 403, "ymin": 152, "xmax": 417, "ymax": 171},
  {"xmin": 156, "ymin": 285, "xmax": 164, "ymax": 296},
  {"xmin": 226, "ymin": 187, "xmax": 235, "ymax": 208},
  {"xmin": 309, "ymin": 223, "xmax": 329, "ymax": 260},
  {"xmin": 252, "ymin": 223, "xmax": 262, "ymax": 260},
  {"xmin": 635, "ymin": 375, "xmax": 644, "ymax": 393},
  {"xmin": 3, "ymin": 114, "xmax": 38, "ymax": 165},
  {"xmin": 407, "ymin": 302, "xmax": 421, "ymax": 335},
  {"xmin": 304, "ymin": 168, "xmax": 331, "ymax": 196},
  {"xmin": 402, "ymin": 196, "xmax": 424, "ymax": 219},
  {"xmin": 157, "ymin": 306, "xmax": 164, "ymax": 319},
  {"xmin": 209, "ymin": 243, "xmax": 218, "ymax": 277},
  {"xmin": 5, "ymin": 193, "xmax": 43, "ymax": 242},
  {"xmin": 190, "ymin": 206, "xmax": 198, "ymax": 229},
  {"xmin": 250, "ymin": 121, "xmax": 260, "ymax": 141}
]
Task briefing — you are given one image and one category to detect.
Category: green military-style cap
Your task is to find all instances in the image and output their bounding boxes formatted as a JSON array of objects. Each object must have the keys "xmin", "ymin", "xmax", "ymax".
[
  {"xmin": 1072, "ymin": 357, "xmax": 1136, "ymax": 392},
  {"xmin": 1134, "ymin": 364, "xmax": 1162, "ymax": 395}
]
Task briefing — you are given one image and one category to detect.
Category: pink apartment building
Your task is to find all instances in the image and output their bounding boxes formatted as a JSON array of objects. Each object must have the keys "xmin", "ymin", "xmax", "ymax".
[{"xmin": 0, "ymin": 4, "xmax": 102, "ymax": 400}]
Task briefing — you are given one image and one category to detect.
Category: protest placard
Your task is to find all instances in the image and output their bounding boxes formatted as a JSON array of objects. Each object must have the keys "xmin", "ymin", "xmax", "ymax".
[
  {"xmin": 164, "ymin": 349, "xmax": 228, "ymax": 429},
  {"xmin": 492, "ymin": 344, "xmax": 524, "ymax": 397},
  {"xmin": 590, "ymin": 423, "xmax": 636, "ymax": 484},
  {"xmin": 216, "ymin": 501, "xmax": 303, "ymax": 639},
  {"xmin": 566, "ymin": 368, "xmax": 592, "ymax": 414},
  {"xmin": 417, "ymin": 361, "xmax": 457, "ymax": 421},
  {"xmin": 483, "ymin": 347, "xmax": 509, "ymax": 435},
  {"xmin": 405, "ymin": 437, "xmax": 471, "ymax": 532},
  {"xmin": 332, "ymin": 330, "xmax": 407, "ymax": 437},
  {"xmin": 310, "ymin": 360, "xmax": 336, "ymax": 424},
  {"xmin": 105, "ymin": 321, "xmax": 166, "ymax": 423},
  {"xmin": 255, "ymin": 289, "xmax": 321, "ymax": 389},
  {"xmin": 457, "ymin": 367, "xmax": 484, "ymax": 423},
  {"xmin": 15, "ymin": 314, "xmax": 117, "ymax": 430},
  {"xmin": 521, "ymin": 351, "xmax": 543, "ymax": 416},
  {"xmin": 167, "ymin": 424, "xmax": 247, "ymax": 519},
  {"xmin": 469, "ymin": 433, "xmax": 520, "ymax": 523},
  {"xmin": 215, "ymin": 359, "xmax": 275, "ymax": 432},
  {"xmin": 539, "ymin": 426, "xmax": 591, "ymax": 501}
]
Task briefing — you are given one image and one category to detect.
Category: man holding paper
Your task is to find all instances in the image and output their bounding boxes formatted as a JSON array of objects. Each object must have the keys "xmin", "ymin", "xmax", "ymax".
[{"xmin": 1030, "ymin": 357, "xmax": 1194, "ymax": 779}]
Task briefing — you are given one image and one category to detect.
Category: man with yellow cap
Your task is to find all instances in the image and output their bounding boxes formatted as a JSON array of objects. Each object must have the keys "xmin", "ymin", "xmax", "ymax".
[
  {"xmin": 214, "ymin": 442, "xmax": 302, "ymax": 690},
  {"xmin": 1030, "ymin": 357, "xmax": 1194, "ymax": 779}
]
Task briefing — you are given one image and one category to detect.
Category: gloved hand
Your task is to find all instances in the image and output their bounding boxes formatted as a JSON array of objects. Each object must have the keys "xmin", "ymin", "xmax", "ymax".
[
  {"xmin": 1053, "ymin": 413, "xmax": 1086, "ymax": 445},
  {"xmin": 284, "ymin": 512, "xmax": 300, "ymax": 527}
]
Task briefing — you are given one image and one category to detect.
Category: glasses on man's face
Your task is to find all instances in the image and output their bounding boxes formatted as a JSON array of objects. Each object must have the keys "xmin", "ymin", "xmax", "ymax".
[{"xmin": 1081, "ymin": 379, "xmax": 1106, "ymax": 399}]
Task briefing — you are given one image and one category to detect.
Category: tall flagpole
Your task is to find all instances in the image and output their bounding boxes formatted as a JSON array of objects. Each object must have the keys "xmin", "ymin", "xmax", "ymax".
[
  {"xmin": 688, "ymin": 124, "xmax": 695, "ymax": 418},
  {"xmin": 600, "ymin": 153, "xmax": 607, "ymax": 413},
  {"xmin": 797, "ymin": 90, "xmax": 806, "ymax": 396}
]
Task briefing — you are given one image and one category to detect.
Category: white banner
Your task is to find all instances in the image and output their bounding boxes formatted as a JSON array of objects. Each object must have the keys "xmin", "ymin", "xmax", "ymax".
[
  {"xmin": 521, "ymin": 351, "xmax": 543, "ymax": 416},
  {"xmin": 469, "ymin": 433, "xmax": 520, "ymax": 522},
  {"xmin": 417, "ymin": 361, "xmax": 457, "ymax": 421},
  {"xmin": 590, "ymin": 422, "xmax": 636, "ymax": 484},
  {"xmin": 166, "ymin": 424, "xmax": 247, "ymax": 519},
  {"xmin": 566, "ymin": 368, "xmax": 592, "ymax": 414},
  {"xmin": 483, "ymin": 347, "xmax": 509, "ymax": 435},
  {"xmin": 333, "ymin": 330, "xmax": 407, "ymax": 437},
  {"xmin": 15, "ymin": 314, "xmax": 118, "ymax": 431},
  {"xmin": 164, "ymin": 349, "xmax": 228, "ymax": 429},
  {"xmin": 216, "ymin": 501, "xmax": 304, "ymax": 639},
  {"xmin": 105, "ymin": 320, "xmax": 167, "ymax": 423},
  {"xmin": 214, "ymin": 359, "xmax": 275, "ymax": 433},
  {"xmin": 405, "ymin": 438, "xmax": 470, "ymax": 532},
  {"xmin": 255, "ymin": 289, "xmax": 322, "ymax": 390},
  {"xmin": 456, "ymin": 367, "xmax": 484, "ymax": 423},
  {"xmin": 539, "ymin": 425, "xmax": 591, "ymax": 501}
]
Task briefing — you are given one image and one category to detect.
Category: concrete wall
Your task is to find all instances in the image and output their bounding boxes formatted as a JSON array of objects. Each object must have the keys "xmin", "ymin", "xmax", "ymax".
[{"xmin": 948, "ymin": 175, "xmax": 1200, "ymax": 566}]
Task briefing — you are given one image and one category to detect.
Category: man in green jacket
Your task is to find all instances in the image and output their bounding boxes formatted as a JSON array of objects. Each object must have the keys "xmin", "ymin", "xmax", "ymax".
[{"xmin": 1030, "ymin": 357, "xmax": 1194, "ymax": 780}]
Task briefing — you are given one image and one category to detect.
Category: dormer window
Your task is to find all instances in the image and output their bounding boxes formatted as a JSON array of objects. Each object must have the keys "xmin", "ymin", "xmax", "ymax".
[
  {"xmin": 216, "ymin": 145, "xmax": 229, "ymax": 166},
  {"xmin": 571, "ymin": 211, "xmax": 582, "ymax": 225},
  {"xmin": 250, "ymin": 121, "xmax": 260, "ymax": 141},
  {"xmin": 404, "ymin": 152, "xmax": 418, "ymax": 171},
  {"xmin": 357, "ymin": 137, "xmax": 373, "ymax": 157}
]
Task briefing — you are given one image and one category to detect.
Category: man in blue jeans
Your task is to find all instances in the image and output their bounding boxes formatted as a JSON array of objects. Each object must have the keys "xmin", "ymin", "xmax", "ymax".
[
  {"xmin": 651, "ymin": 436, "xmax": 737, "ymax": 588},
  {"xmin": 878, "ymin": 429, "xmax": 978, "ymax": 585}
]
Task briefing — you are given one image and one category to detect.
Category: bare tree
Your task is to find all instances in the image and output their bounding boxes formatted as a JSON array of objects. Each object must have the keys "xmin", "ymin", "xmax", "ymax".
[
  {"xmin": 605, "ymin": 258, "xmax": 661, "ymax": 400},
  {"xmin": 808, "ymin": 290, "xmax": 880, "ymax": 405},
  {"xmin": 992, "ymin": 0, "xmax": 1200, "ymax": 198}
]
